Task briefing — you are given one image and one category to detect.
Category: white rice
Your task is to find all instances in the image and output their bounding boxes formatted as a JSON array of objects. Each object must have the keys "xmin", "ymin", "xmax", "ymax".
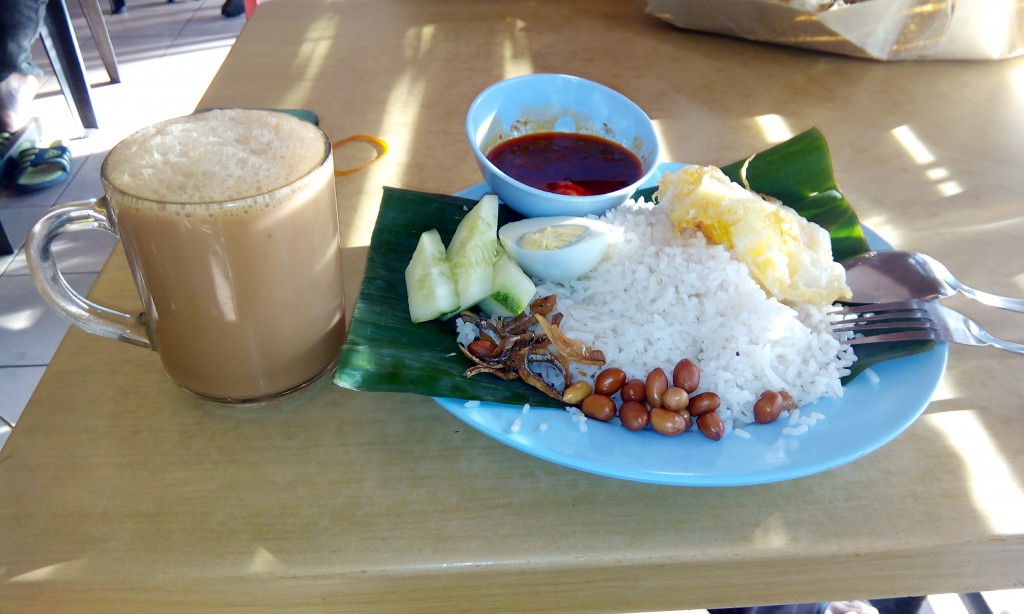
[
  {"xmin": 565, "ymin": 406, "xmax": 589, "ymax": 432},
  {"xmin": 535, "ymin": 197, "xmax": 856, "ymax": 432},
  {"xmin": 455, "ymin": 318, "xmax": 479, "ymax": 346}
]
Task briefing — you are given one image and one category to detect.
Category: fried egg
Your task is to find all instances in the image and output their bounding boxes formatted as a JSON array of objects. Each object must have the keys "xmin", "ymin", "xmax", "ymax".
[{"xmin": 658, "ymin": 164, "xmax": 851, "ymax": 305}]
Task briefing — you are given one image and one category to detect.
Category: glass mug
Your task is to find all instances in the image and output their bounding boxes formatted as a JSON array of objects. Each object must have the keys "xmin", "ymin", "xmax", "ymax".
[{"xmin": 27, "ymin": 109, "xmax": 347, "ymax": 406}]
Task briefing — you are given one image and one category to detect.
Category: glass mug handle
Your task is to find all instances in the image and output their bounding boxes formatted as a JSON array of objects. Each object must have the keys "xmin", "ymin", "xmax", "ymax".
[{"xmin": 26, "ymin": 198, "xmax": 152, "ymax": 349}]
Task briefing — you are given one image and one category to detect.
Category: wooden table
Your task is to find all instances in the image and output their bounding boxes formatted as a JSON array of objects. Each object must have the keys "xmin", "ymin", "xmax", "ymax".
[{"xmin": 2, "ymin": 0, "xmax": 1022, "ymax": 610}]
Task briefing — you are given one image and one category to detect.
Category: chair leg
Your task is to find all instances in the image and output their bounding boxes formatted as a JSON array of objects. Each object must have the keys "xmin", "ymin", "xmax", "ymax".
[
  {"xmin": 78, "ymin": 0, "xmax": 120, "ymax": 83},
  {"xmin": 40, "ymin": 0, "xmax": 99, "ymax": 130},
  {"xmin": 0, "ymin": 224, "xmax": 14, "ymax": 257}
]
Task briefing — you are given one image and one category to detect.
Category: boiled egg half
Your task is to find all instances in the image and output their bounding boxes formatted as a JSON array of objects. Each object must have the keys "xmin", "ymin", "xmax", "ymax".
[{"xmin": 498, "ymin": 216, "xmax": 615, "ymax": 282}]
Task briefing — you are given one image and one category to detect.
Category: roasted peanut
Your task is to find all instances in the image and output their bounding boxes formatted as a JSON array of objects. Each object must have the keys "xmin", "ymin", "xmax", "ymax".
[
  {"xmin": 562, "ymin": 381, "xmax": 593, "ymax": 405},
  {"xmin": 672, "ymin": 358, "xmax": 700, "ymax": 393},
  {"xmin": 779, "ymin": 390, "xmax": 798, "ymax": 412},
  {"xmin": 620, "ymin": 379, "xmax": 646, "ymax": 403},
  {"xmin": 662, "ymin": 387, "xmax": 690, "ymax": 412},
  {"xmin": 687, "ymin": 391, "xmax": 721, "ymax": 417},
  {"xmin": 580, "ymin": 394, "xmax": 616, "ymax": 422},
  {"xmin": 618, "ymin": 400, "xmax": 650, "ymax": 432},
  {"xmin": 697, "ymin": 411, "xmax": 725, "ymax": 441},
  {"xmin": 594, "ymin": 367, "xmax": 627, "ymax": 396},
  {"xmin": 680, "ymin": 409, "xmax": 694, "ymax": 431},
  {"xmin": 467, "ymin": 338, "xmax": 497, "ymax": 357},
  {"xmin": 650, "ymin": 407, "xmax": 689, "ymax": 436},
  {"xmin": 754, "ymin": 390, "xmax": 784, "ymax": 424},
  {"xmin": 645, "ymin": 368, "xmax": 669, "ymax": 408}
]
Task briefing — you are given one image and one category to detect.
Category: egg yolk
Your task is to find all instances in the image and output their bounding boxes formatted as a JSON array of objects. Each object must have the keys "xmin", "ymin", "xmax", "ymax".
[{"xmin": 519, "ymin": 224, "xmax": 590, "ymax": 251}]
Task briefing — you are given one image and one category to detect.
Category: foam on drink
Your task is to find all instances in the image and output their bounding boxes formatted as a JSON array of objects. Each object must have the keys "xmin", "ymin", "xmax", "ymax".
[{"xmin": 105, "ymin": 109, "xmax": 327, "ymax": 204}]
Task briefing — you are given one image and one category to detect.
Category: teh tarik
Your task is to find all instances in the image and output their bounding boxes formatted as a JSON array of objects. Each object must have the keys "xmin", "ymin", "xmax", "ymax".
[{"xmin": 101, "ymin": 109, "xmax": 346, "ymax": 403}]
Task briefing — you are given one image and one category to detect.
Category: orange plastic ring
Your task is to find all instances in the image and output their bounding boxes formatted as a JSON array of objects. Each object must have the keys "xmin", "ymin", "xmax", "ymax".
[{"xmin": 332, "ymin": 135, "xmax": 388, "ymax": 176}]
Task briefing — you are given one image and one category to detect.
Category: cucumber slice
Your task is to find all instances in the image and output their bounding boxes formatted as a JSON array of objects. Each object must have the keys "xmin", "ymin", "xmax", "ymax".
[
  {"xmin": 447, "ymin": 194, "xmax": 499, "ymax": 310},
  {"xmin": 405, "ymin": 229, "xmax": 460, "ymax": 323},
  {"xmin": 479, "ymin": 248, "xmax": 538, "ymax": 318}
]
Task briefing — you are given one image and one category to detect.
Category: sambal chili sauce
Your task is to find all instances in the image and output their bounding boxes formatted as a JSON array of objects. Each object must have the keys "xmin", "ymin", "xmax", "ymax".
[{"xmin": 486, "ymin": 132, "xmax": 642, "ymax": 197}]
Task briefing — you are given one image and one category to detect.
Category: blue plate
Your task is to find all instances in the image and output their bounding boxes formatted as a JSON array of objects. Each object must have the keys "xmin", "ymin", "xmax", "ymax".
[{"xmin": 437, "ymin": 163, "xmax": 947, "ymax": 486}]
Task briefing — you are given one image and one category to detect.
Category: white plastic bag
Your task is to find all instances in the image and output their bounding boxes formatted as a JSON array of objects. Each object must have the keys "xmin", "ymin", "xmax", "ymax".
[{"xmin": 645, "ymin": 0, "xmax": 1024, "ymax": 60}]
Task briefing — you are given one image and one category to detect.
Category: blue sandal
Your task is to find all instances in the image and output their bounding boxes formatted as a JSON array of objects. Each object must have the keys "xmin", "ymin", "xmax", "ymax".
[
  {"xmin": 0, "ymin": 118, "xmax": 42, "ymax": 182},
  {"xmin": 13, "ymin": 140, "xmax": 71, "ymax": 194}
]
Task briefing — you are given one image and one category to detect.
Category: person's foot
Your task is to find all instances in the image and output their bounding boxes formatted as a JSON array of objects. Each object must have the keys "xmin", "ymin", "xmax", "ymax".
[
  {"xmin": 0, "ymin": 72, "xmax": 40, "ymax": 133},
  {"xmin": 221, "ymin": 0, "xmax": 244, "ymax": 17}
]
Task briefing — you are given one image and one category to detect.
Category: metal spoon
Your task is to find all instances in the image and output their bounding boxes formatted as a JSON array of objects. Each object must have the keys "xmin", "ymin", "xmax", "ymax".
[{"xmin": 842, "ymin": 250, "xmax": 1024, "ymax": 313}]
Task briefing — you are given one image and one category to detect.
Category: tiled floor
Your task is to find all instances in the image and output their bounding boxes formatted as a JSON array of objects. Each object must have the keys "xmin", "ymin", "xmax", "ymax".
[
  {"xmin": 0, "ymin": 0, "xmax": 245, "ymax": 446},
  {"xmin": 1, "ymin": 4, "xmax": 1022, "ymax": 613}
]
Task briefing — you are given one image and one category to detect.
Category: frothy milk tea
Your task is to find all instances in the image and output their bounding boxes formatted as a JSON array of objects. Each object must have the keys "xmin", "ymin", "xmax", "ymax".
[{"xmin": 102, "ymin": 110, "xmax": 345, "ymax": 402}]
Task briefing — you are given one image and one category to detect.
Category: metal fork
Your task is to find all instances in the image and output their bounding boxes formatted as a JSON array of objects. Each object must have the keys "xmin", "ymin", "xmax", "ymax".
[{"xmin": 831, "ymin": 300, "xmax": 1024, "ymax": 355}]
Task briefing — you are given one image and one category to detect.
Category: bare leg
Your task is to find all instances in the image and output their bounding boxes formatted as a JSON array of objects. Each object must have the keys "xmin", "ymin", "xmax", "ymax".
[
  {"xmin": 1, "ymin": 0, "xmax": 47, "ymax": 132},
  {"xmin": 0, "ymin": 71, "xmax": 40, "ymax": 133}
]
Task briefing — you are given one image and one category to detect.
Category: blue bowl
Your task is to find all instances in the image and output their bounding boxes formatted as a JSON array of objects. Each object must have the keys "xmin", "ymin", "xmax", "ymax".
[{"xmin": 466, "ymin": 74, "xmax": 660, "ymax": 218}]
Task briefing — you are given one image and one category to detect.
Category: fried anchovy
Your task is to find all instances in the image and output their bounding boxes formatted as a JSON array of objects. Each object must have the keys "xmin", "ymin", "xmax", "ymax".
[
  {"xmin": 512, "ymin": 348, "xmax": 564, "ymax": 401},
  {"xmin": 459, "ymin": 332, "xmax": 544, "ymax": 366},
  {"xmin": 456, "ymin": 294, "xmax": 599, "ymax": 399},
  {"xmin": 502, "ymin": 294, "xmax": 558, "ymax": 336},
  {"xmin": 532, "ymin": 314, "xmax": 605, "ymax": 366},
  {"xmin": 464, "ymin": 364, "xmax": 518, "ymax": 380}
]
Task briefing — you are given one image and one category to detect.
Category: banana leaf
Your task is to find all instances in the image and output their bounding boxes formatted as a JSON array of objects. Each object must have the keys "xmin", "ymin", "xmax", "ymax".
[{"xmin": 334, "ymin": 128, "xmax": 931, "ymax": 402}]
